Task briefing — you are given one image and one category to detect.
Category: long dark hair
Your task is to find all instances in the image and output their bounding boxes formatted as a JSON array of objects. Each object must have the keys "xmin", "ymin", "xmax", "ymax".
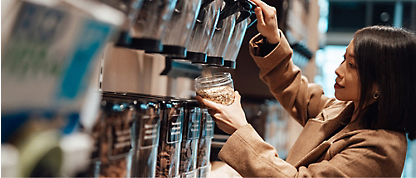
[{"xmin": 353, "ymin": 25, "xmax": 416, "ymax": 140}]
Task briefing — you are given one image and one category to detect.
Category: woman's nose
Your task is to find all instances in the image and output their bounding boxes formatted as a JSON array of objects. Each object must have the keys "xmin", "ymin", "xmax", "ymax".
[{"xmin": 335, "ymin": 67, "xmax": 342, "ymax": 78}]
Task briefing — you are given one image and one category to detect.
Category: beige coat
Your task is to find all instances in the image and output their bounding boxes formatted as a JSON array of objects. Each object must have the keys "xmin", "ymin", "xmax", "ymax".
[{"xmin": 218, "ymin": 32, "xmax": 407, "ymax": 177}]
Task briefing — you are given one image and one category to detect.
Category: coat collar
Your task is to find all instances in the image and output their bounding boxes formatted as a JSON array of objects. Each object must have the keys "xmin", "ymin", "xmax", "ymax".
[{"xmin": 285, "ymin": 101, "xmax": 363, "ymax": 167}]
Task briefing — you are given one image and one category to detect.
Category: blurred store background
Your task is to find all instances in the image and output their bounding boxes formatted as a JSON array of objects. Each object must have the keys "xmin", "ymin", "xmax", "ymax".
[{"xmin": 1, "ymin": 0, "xmax": 416, "ymax": 177}]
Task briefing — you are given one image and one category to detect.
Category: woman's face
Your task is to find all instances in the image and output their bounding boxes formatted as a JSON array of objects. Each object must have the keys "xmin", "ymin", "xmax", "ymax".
[{"xmin": 334, "ymin": 40, "xmax": 360, "ymax": 102}]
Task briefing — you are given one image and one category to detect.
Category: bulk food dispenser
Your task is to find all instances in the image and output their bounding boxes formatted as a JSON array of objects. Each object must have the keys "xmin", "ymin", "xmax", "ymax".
[
  {"xmin": 205, "ymin": 11, "xmax": 236, "ymax": 67},
  {"xmin": 98, "ymin": 94, "xmax": 137, "ymax": 178},
  {"xmin": 182, "ymin": 0, "xmax": 223, "ymax": 63},
  {"xmin": 179, "ymin": 100, "xmax": 202, "ymax": 178},
  {"xmin": 162, "ymin": 0, "xmax": 202, "ymax": 58},
  {"xmin": 129, "ymin": 0, "xmax": 178, "ymax": 53},
  {"xmin": 223, "ymin": 5, "xmax": 256, "ymax": 68},
  {"xmin": 133, "ymin": 96, "xmax": 161, "ymax": 178},
  {"xmin": 196, "ymin": 109, "xmax": 215, "ymax": 178},
  {"xmin": 98, "ymin": 0, "xmax": 143, "ymax": 47},
  {"xmin": 156, "ymin": 99, "xmax": 184, "ymax": 178},
  {"xmin": 206, "ymin": 0, "xmax": 256, "ymax": 67}
]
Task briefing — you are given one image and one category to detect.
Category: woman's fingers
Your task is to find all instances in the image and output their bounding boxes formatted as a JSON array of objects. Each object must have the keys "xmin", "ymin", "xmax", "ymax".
[
  {"xmin": 195, "ymin": 95, "xmax": 222, "ymax": 110},
  {"xmin": 234, "ymin": 91, "xmax": 241, "ymax": 104},
  {"xmin": 254, "ymin": 7, "xmax": 265, "ymax": 26},
  {"xmin": 250, "ymin": 0, "xmax": 276, "ymax": 19},
  {"xmin": 249, "ymin": 0, "xmax": 269, "ymax": 12}
]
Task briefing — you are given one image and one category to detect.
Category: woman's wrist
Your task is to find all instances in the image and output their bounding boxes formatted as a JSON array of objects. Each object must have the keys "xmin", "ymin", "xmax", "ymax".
[
  {"xmin": 265, "ymin": 30, "xmax": 281, "ymax": 44},
  {"xmin": 266, "ymin": 37, "xmax": 279, "ymax": 44}
]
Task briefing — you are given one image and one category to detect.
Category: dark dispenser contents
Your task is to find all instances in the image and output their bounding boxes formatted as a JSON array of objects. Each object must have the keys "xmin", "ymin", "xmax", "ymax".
[
  {"xmin": 134, "ymin": 97, "xmax": 161, "ymax": 178},
  {"xmin": 130, "ymin": 0, "xmax": 178, "ymax": 53},
  {"xmin": 196, "ymin": 109, "xmax": 215, "ymax": 178},
  {"xmin": 157, "ymin": 99, "xmax": 184, "ymax": 178},
  {"xmin": 184, "ymin": 0, "xmax": 223, "ymax": 63},
  {"xmin": 162, "ymin": 0, "xmax": 202, "ymax": 58},
  {"xmin": 179, "ymin": 100, "xmax": 202, "ymax": 178},
  {"xmin": 99, "ymin": 96, "xmax": 137, "ymax": 178}
]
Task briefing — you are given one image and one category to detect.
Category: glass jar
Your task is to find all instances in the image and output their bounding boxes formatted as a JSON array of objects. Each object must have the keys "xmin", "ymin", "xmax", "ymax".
[
  {"xmin": 195, "ymin": 72, "xmax": 235, "ymax": 106},
  {"xmin": 179, "ymin": 100, "xmax": 202, "ymax": 178},
  {"xmin": 196, "ymin": 109, "xmax": 214, "ymax": 178}
]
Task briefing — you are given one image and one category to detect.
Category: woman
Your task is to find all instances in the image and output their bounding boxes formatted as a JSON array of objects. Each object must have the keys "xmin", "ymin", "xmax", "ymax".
[{"xmin": 196, "ymin": 0, "xmax": 416, "ymax": 177}]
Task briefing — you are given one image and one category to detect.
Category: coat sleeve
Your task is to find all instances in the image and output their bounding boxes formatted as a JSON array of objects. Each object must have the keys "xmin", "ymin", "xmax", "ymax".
[
  {"xmin": 218, "ymin": 124, "xmax": 407, "ymax": 177},
  {"xmin": 249, "ymin": 31, "xmax": 333, "ymax": 126}
]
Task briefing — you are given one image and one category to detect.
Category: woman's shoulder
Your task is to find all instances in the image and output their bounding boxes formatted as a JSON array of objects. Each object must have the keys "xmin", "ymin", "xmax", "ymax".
[{"xmin": 348, "ymin": 128, "xmax": 407, "ymax": 146}]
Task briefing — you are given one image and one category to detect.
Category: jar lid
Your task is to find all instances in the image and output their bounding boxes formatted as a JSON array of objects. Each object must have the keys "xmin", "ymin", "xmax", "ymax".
[{"xmin": 195, "ymin": 72, "xmax": 232, "ymax": 86}]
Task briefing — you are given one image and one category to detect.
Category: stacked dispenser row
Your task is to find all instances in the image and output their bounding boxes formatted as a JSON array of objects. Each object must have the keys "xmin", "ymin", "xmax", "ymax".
[
  {"xmin": 100, "ymin": 0, "xmax": 257, "ymax": 69},
  {"xmin": 1, "ymin": 0, "xmax": 250, "ymax": 177},
  {"xmin": 83, "ymin": 92, "xmax": 214, "ymax": 178}
]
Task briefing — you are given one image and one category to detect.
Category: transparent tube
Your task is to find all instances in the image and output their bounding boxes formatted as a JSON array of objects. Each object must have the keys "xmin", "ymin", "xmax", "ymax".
[
  {"xmin": 135, "ymin": 99, "xmax": 161, "ymax": 178},
  {"xmin": 206, "ymin": 13, "xmax": 236, "ymax": 57},
  {"xmin": 179, "ymin": 101, "xmax": 201, "ymax": 178},
  {"xmin": 186, "ymin": 0, "xmax": 223, "ymax": 53},
  {"xmin": 132, "ymin": 0, "xmax": 178, "ymax": 40},
  {"xmin": 156, "ymin": 100, "xmax": 184, "ymax": 178},
  {"xmin": 196, "ymin": 110, "xmax": 214, "ymax": 178},
  {"xmin": 163, "ymin": 0, "xmax": 202, "ymax": 47},
  {"xmin": 99, "ymin": 98, "xmax": 137, "ymax": 178},
  {"xmin": 223, "ymin": 16, "xmax": 249, "ymax": 62}
]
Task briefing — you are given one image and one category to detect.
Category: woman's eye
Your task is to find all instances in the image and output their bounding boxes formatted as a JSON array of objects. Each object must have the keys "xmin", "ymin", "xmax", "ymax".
[{"xmin": 349, "ymin": 62, "xmax": 356, "ymax": 69}]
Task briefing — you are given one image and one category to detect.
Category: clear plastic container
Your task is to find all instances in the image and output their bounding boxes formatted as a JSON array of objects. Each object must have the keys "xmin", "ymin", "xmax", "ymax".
[
  {"xmin": 157, "ymin": 99, "xmax": 184, "ymax": 178},
  {"xmin": 99, "ymin": 96, "xmax": 137, "ymax": 178},
  {"xmin": 195, "ymin": 72, "xmax": 235, "ymax": 106},
  {"xmin": 205, "ymin": 12, "xmax": 236, "ymax": 66},
  {"xmin": 222, "ymin": 0, "xmax": 257, "ymax": 68},
  {"xmin": 185, "ymin": 0, "xmax": 223, "ymax": 63},
  {"xmin": 179, "ymin": 100, "xmax": 202, "ymax": 178},
  {"xmin": 81, "ymin": 107, "xmax": 104, "ymax": 177},
  {"xmin": 98, "ymin": 0, "xmax": 143, "ymax": 47},
  {"xmin": 196, "ymin": 109, "xmax": 214, "ymax": 178},
  {"xmin": 134, "ymin": 98, "xmax": 161, "ymax": 178},
  {"xmin": 130, "ymin": 0, "xmax": 178, "ymax": 53},
  {"xmin": 223, "ymin": 15, "xmax": 249, "ymax": 68},
  {"xmin": 162, "ymin": 0, "xmax": 202, "ymax": 58}
]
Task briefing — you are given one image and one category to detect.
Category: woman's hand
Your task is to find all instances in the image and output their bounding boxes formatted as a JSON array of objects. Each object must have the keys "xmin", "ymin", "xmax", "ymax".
[
  {"xmin": 250, "ymin": 0, "xmax": 280, "ymax": 44},
  {"xmin": 196, "ymin": 91, "xmax": 248, "ymax": 135}
]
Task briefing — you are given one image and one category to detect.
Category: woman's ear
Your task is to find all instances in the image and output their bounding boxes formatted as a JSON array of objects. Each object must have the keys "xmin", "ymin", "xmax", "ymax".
[
  {"xmin": 371, "ymin": 84, "xmax": 379, "ymax": 94},
  {"xmin": 371, "ymin": 84, "xmax": 380, "ymax": 100}
]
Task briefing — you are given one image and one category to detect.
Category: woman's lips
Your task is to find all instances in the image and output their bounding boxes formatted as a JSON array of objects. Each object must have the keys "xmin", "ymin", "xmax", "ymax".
[{"xmin": 334, "ymin": 83, "xmax": 345, "ymax": 89}]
